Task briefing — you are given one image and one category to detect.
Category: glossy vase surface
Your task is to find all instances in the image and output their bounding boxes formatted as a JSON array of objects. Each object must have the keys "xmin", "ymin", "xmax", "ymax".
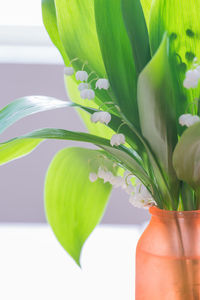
[{"xmin": 136, "ymin": 206, "xmax": 200, "ymax": 299}]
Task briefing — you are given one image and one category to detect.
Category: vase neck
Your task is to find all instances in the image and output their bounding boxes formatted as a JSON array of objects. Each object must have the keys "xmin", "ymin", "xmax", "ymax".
[
  {"xmin": 150, "ymin": 206, "xmax": 200, "ymax": 220},
  {"xmin": 147, "ymin": 206, "xmax": 200, "ymax": 258}
]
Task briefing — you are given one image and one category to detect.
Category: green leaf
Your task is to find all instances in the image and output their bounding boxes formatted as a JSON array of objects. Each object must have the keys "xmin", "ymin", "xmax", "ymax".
[
  {"xmin": 149, "ymin": 0, "xmax": 200, "ymax": 56},
  {"xmin": 138, "ymin": 35, "xmax": 179, "ymax": 208},
  {"xmin": 42, "ymin": 0, "xmax": 115, "ymax": 115},
  {"xmin": 140, "ymin": 0, "xmax": 152, "ymax": 26},
  {"xmin": 149, "ymin": 0, "xmax": 200, "ymax": 126},
  {"xmin": 45, "ymin": 147, "xmax": 114, "ymax": 265},
  {"xmin": 0, "ymin": 129, "xmax": 109, "ymax": 166},
  {"xmin": 0, "ymin": 96, "xmax": 72, "ymax": 134},
  {"xmin": 121, "ymin": 0, "xmax": 151, "ymax": 74},
  {"xmin": 0, "ymin": 138, "xmax": 42, "ymax": 166},
  {"xmin": 0, "ymin": 94, "xmax": 144, "ymax": 158},
  {"xmin": 41, "ymin": 0, "xmax": 121, "ymax": 170},
  {"xmin": 54, "ymin": 0, "xmax": 105, "ymax": 76},
  {"xmin": 42, "ymin": 0, "xmax": 68, "ymax": 64},
  {"xmin": 54, "ymin": 0, "xmax": 117, "ymax": 116},
  {"xmin": 180, "ymin": 182, "xmax": 196, "ymax": 211},
  {"xmin": 173, "ymin": 122, "xmax": 200, "ymax": 190},
  {"xmin": 1, "ymin": 124, "xmax": 158, "ymax": 202},
  {"xmin": 0, "ymin": 128, "xmax": 148, "ymax": 183},
  {"xmin": 94, "ymin": 0, "xmax": 139, "ymax": 125}
]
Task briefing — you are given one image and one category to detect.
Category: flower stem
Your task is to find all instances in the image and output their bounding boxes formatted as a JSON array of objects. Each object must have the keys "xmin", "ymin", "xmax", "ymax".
[{"xmin": 174, "ymin": 215, "xmax": 196, "ymax": 299}]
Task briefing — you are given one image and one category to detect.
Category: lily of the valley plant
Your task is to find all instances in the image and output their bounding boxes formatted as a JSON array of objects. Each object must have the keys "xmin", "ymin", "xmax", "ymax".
[{"xmin": 1, "ymin": 0, "xmax": 200, "ymax": 265}]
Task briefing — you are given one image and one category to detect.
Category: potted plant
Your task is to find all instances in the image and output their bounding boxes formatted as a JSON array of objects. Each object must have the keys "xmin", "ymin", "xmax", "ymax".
[{"xmin": 1, "ymin": 0, "xmax": 200, "ymax": 298}]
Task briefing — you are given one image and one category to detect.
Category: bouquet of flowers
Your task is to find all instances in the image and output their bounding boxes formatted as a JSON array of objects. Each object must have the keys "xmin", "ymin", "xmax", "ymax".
[{"xmin": 1, "ymin": 0, "xmax": 200, "ymax": 269}]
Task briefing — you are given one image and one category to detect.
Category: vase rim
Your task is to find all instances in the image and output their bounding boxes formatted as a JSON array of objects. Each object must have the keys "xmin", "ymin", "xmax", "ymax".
[{"xmin": 149, "ymin": 206, "xmax": 200, "ymax": 218}]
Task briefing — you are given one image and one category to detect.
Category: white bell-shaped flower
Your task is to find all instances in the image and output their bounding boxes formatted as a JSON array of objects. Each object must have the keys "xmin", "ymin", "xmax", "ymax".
[
  {"xmin": 64, "ymin": 67, "xmax": 74, "ymax": 76},
  {"xmin": 97, "ymin": 167, "xmax": 107, "ymax": 179},
  {"xmin": 129, "ymin": 190, "xmax": 154, "ymax": 209},
  {"xmin": 128, "ymin": 178, "xmax": 155, "ymax": 209},
  {"xmin": 89, "ymin": 173, "xmax": 98, "ymax": 182},
  {"xmin": 129, "ymin": 194, "xmax": 152, "ymax": 209},
  {"xmin": 91, "ymin": 111, "xmax": 111, "ymax": 125},
  {"xmin": 179, "ymin": 114, "xmax": 200, "ymax": 127},
  {"xmin": 110, "ymin": 133, "xmax": 125, "ymax": 147},
  {"xmin": 183, "ymin": 78, "xmax": 199, "ymax": 89},
  {"xmin": 78, "ymin": 83, "xmax": 90, "ymax": 91},
  {"xmin": 96, "ymin": 78, "xmax": 110, "ymax": 90},
  {"xmin": 75, "ymin": 70, "xmax": 89, "ymax": 81},
  {"xmin": 97, "ymin": 167, "xmax": 114, "ymax": 184},
  {"xmin": 92, "ymin": 166, "xmax": 155, "ymax": 210},
  {"xmin": 103, "ymin": 171, "xmax": 115, "ymax": 184},
  {"xmin": 110, "ymin": 176, "xmax": 124, "ymax": 187},
  {"xmin": 186, "ymin": 69, "xmax": 200, "ymax": 81},
  {"xmin": 80, "ymin": 89, "xmax": 95, "ymax": 100},
  {"xmin": 183, "ymin": 69, "xmax": 200, "ymax": 89}
]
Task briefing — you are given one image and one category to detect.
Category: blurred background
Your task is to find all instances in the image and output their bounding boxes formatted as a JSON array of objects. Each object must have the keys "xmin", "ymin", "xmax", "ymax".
[{"xmin": 0, "ymin": 0, "xmax": 149, "ymax": 224}]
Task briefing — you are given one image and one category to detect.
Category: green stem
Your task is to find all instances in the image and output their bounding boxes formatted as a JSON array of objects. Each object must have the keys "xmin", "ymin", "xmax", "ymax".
[
  {"xmin": 195, "ymin": 188, "xmax": 200, "ymax": 209},
  {"xmin": 181, "ymin": 182, "xmax": 196, "ymax": 211},
  {"xmin": 173, "ymin": 215, "xmax": 195, "ymax": 299},
  {"xmin": 119, "ymin": 112, "xmax": 174, "ymax": 209},
  {"xmin": 197, "ymin": 98, "xmax": 200, "ymax": 116}
]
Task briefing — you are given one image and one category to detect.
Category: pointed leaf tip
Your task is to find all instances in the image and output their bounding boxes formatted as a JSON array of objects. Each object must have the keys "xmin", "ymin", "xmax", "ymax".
[{"xmin": 44, "ymin": 147, "xmax": 114, "ymax": 265}]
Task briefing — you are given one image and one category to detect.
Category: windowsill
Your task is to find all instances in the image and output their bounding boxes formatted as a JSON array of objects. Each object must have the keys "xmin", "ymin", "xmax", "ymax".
[
  {"xmin": 0, "ymin": 224, "xmax": 143, "ymax": 299},
  {"xmin": 0, "ymin": 45, "xmax": 64, "ymax": 65},
  {"xmin": 0, "ymin": 26, "xmax": 63, "ymax": 65}
]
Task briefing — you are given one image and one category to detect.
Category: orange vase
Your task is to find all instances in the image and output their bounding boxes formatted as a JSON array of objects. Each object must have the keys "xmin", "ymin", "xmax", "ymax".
[{"xmin": 136, "ymin": 206, "xmax": 200, "ymax": 299}]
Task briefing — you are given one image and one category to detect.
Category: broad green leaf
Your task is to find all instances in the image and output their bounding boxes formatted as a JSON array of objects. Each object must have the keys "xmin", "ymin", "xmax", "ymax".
[
  {"xmin": 94, "ymin": 0, "xmax": 139, "ymax": 125},
  {"xmin": 42, "ymin": 0, "xmax": 116, "ymax": 124},
  {"xmin": 138, "ymin": 35, "xmax": 179, "ymax": 208},
  {"xmin": 54, "ymin": 0, "xmax": 117, "ymax": 117},
  {"xmin": 140, "ymin": 0, "xmax": 152, "ymax": 26},
  {"xmin": 45, "ymin": 147, "xmax": 114, "ymax": 265},
  {"xmin": 149, "ymin": 0, "xmax": 200, "ymax": 128},
  {"xmin": 42, "ymin": 0, "xmax": 143, "ymax": 144},
  {"xmin": 42, "ymin": 0, "xmax": 119, "ymax": 140},
  {"xmin": 149, "ymin": 0, "xmax": 200, "ymax": 56},
  {"xmin": 0, "ymin": 96, "xmax": 72, "ymax": 134},
  {"xmin": 54, "ymin": 0, "xmax": 104, "ymax": 76},
  {"xmin": 121, "ymin": 0, "xmax": 151, "ymax": 74},
  {"xmin": 173, "ymin": 122, "xmax": 200, "ymax": 190},
  {"xmin": 42, "ymin": 0, "xmax": 68, "ymax": 64}
]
